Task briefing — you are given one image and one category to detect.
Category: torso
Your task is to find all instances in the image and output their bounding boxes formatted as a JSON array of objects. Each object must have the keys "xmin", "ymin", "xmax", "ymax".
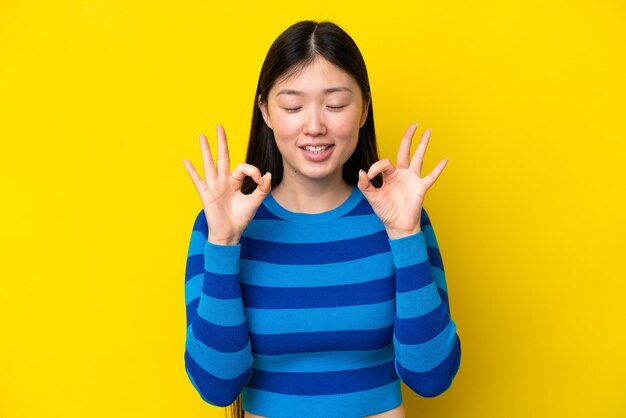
[{"xmin": 245, "ymin": 404, "xmax": 405, "ymax": 418}]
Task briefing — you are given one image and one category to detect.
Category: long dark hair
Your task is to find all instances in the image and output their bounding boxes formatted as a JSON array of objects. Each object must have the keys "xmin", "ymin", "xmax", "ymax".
[{"xmin": 241, "ymin": 20, "xmax": 382, "ymax": 194}]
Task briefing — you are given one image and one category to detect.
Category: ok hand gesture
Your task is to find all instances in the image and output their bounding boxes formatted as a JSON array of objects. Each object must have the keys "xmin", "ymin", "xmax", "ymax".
[
  {"xmin": 357, "ymin": 123, "xmax": 448, "ymax": 240},
  {"xmin": 182, "ymin": 125, "xmax": 271, "ymax": 246}
]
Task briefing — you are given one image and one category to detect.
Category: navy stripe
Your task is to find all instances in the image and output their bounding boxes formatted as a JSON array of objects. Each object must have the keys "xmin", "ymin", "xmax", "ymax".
[
  {"xmin": 343, "ymin": 198, "xmax": 375, "ymax": 217},
  {"xmin": 394, "ymin": 303, "xmax": 451, "ymax": 345},
  {"xmin": 184, "ymin": 351, "xmax": 251, "ymax": 407},
  {"xmin": 395, "ymin": 337, "xmax": 461, "ymax": 397},
  {"xmin": 396, "ymin": 261, "xmax": 434, "ymax": 293},
  {"xmin": 192, "ymin": 315, "xmax": 249, "ymax": 353},
  {"xmin": 202, "ymin": 271, "xmax": 242, "ymax": 299},
  {"xmin": 248, "ymin": 361, "xmax": 398, "ymax": 395},
  {"xmin": 420, "ymin": 208, "xmax": 432, "ymax": 227},
  {"xmin": 192, "ymin": 209, "xmax": 208, "ymax": 232},
  {"xmin": 185, "ymin": 254, "xmax": 203, "ymax": 283},
  {"xmin": 185, "ymin": 298, "xmax": 199, "ymax": 327},
  {"xmin": 250, "ymin": 326, "xmax": 394, "ymax": 355},
  {"xmin": 240, "ymin": 230, "xmax": 391, "ymax": 265},
  {"xmin": 255, "ymin": 204, "xmax": 284, "ymax": 220},
  {"xmin": 241, "ymin": 275, "xmax": 395, "ymax": 309},
  {"xmin": 427, "ymin": 247, "xmax": 444, "ymax": 271}
]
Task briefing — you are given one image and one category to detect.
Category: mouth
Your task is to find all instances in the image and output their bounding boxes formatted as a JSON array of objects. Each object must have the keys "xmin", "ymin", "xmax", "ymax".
[{"xmin": 300, "ymin": 144, "xmax": 335, "ymax": 154}]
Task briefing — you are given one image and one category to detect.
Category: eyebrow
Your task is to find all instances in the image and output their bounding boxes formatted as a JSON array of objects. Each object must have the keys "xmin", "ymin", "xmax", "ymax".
[{"xmin": 276, "ymin": 87, "xmax": 354, "ymax": 96}]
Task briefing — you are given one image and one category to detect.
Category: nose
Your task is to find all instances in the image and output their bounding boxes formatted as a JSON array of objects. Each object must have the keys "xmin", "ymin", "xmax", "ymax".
[{"xmin": 303, "ymin": 107, "xmax": 327, "ymax": 137}]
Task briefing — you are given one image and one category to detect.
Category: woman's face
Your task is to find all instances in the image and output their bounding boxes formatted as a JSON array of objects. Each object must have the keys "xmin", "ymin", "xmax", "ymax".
[{"xmin": 259, "ymin": 55, "xmax": 369, "ymax": 184}]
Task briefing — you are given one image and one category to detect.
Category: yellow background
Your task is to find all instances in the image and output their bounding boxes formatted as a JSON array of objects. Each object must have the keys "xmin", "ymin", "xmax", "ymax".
[{"xmin": 1, "ymin": 0, "xmax": 625, "ymax": 417}]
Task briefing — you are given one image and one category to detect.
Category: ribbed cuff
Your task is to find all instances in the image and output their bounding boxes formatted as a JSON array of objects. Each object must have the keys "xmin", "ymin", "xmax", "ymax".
[
  {"xmin": 204, "ymin": 241, "xmax": 241, "ymax": 274},
  {"xmin": 388, "ymin": 231, "xmax": 429, "ymax": 268}
]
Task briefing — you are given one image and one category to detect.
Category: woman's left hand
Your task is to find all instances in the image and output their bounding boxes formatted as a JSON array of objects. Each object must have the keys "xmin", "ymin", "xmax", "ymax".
[{"xmin": 357, "ymin": 123, "xmax": 448, "ymax": 240}]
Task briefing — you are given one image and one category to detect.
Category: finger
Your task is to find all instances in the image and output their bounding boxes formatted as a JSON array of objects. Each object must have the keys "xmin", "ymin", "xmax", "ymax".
[
  {"xmin": 397, "ymin": 122, "xmax": 418, "ymax": 169},
  {"xmin": 182, "ymin": 159, "xmax": 207, "ymax": 192},
  {"xmin": 367, "ymin": 159, "xmax": 395, "ymax": 180},
  {"xmin": 422, "ymin": 157, "xmax": 449, "ymax": 190},
  {"xmin": 357, "ymin": 169, "xmax": 378, "ymax": 201},
  {"xmin": 250, "ymin": 172, "xmax": 272, "ymax": 202},
  {"xmin": 409, "ymin": 128, "xmax": 432, "ymax": 175},
  {"xmin": 230, "ymin": 163, "xmax": 264, "ymax": 191},
  {"xmin": 199, "ymin": 134, "xmax": 216, "ymax": 181},
  {"xmin": 216, "ymin": 124, "xmax": 231, "ymax": 176}
]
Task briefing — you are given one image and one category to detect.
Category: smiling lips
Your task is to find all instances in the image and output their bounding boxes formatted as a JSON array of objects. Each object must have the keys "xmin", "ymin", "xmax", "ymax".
[{"xmin": 299, "ymin": 144, "xmax": 335, "ymax": 161}]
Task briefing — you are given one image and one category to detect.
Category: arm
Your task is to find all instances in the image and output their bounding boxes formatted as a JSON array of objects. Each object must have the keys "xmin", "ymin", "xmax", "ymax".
[
  {"xmin": 184, "ymin": 209, "xmax": 253, "ymax": 406},
  {"xmin": 389, "ymin": 208, "xmax": 461, "ymax": 397}
]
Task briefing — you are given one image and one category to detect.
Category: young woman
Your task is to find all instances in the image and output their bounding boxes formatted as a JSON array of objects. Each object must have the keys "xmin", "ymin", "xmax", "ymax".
[{"xmin": 182, "ymin": 20, "xmax": 461, "ymax": 418}]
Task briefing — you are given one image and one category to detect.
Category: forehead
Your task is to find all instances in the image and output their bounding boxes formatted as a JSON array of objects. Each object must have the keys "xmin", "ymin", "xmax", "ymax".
[{"xmin": 271, "ymin": 56, "xmax": 360, "ymax": 96}]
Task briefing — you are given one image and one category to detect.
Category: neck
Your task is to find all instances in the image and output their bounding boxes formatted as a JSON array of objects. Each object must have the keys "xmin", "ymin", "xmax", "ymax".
[{"xmin": 272, "ymin": 170, "xmax": 353, "ymax": 214}]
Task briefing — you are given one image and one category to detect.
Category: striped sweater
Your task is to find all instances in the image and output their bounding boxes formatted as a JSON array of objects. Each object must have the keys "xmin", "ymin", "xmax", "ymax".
[{"xmin": 184, "ymin": 186, "xmax": 461, "ymax": 417}]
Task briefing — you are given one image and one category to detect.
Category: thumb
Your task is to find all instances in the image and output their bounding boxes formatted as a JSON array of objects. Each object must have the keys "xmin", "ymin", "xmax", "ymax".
[{"xmin": 357, "ymin": 169, "xmax": 377, "ymax": 201}]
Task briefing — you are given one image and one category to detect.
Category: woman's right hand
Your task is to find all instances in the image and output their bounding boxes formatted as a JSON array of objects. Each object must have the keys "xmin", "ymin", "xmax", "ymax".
[{"xmin": 182, "ymin": 124, "xmax": 272, "ymax": 246}]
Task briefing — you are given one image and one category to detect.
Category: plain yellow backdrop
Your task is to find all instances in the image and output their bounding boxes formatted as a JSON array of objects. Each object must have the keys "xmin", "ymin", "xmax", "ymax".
[{"xmin": 1, "ymin": 0, "xmax": 625, "ymax": 417}]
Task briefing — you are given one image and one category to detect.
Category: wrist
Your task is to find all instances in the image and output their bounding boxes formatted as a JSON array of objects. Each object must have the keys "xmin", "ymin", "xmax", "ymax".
[
  {"xmin": 386, "ymin": 226, "xmax": 422, "ymax": 240},
  {"xmin": 207, "ymin": 234, "xmax": 241, "ymax": 246}
]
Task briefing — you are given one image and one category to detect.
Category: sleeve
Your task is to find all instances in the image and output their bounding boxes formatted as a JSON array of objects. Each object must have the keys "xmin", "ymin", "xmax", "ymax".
[
  {"xmin": 388, "ymin": 207, "xmax": 462, "ymax": 397},
  {"xmin": 183, "ymin": 209, "xmax": 253, "ymax": 406}
]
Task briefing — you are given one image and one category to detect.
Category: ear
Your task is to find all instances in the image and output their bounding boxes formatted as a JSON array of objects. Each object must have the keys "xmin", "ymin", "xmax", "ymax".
[
  {"xmin": 359, "ymin": 92, "xmax": 371, "ymax": 128},
  {"xmin": 258, "ymin": 94, "xmax": 273, "ymax": 130}
]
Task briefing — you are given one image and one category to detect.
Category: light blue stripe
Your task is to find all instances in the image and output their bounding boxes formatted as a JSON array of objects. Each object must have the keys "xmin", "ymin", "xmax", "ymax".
[
  {"xmin": 185, "ymin": 274, "xmax": 202, "ymax": 305},
  {"xmin": 245, "ymin": 300, "xmax": 395, "ymax": 334},
  {"xmin": 243, "ymin": 380, "xmax": 402, "ymax": 418},
  {"xmin": 186, "ymin": 325, "xmax": 252, "ymax": 379},
  {"xmin": 203, "ymin": 241, "xmax": 240, "ymax": 274},
  {"xmin": 388, "ymin": 232, "xmax": 428, "ymax": 268},
  {"xmin": 432, "ymin": 266, "xmax": 448, "ymax": 292},
  {"xmin": 253, "ymin": 344, "xmax": 394, "ymax": 373},
  {"xmin": 244, "ymin": 214, "xmax": 384, "ymax": 243},
  {"xmin": 240, "ymin": 252, "xmax": 395, "ymax": 287},
  {"xmin": 422, "ymin": 224, "xmax": 439, "ymax": 249},
  {"xmin": 393, "ymin": 320, "xmax": 457, "ymax": 372},
  {"xmin": 197, "ymin": 295, "xmax": 245, "ymax": 327},
  {"xmin": 188, "ymin": 230, "xmax": 207, "ymax": 257},
  {"xmin": 396, "ymin": 281, "xmax": 442, "ymax": 319}
]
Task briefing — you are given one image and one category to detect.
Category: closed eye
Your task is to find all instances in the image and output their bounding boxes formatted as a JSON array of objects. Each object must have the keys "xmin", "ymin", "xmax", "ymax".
[
  {"xmin": 283, "ymin": 107, "xmax": 302, "ymax": 113},
  {"xmin": 327, "ymin": 105, "xmax": 347, "ymax": 111}
]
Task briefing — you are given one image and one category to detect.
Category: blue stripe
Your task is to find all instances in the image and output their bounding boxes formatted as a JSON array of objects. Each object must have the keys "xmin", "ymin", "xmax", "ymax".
[
  {"xmin": 185, "ymin": 254, "xmax": 203, "ymax": 283},
  {"xmin": 202, "ymin": 271, "xmax": 241, "ymax": 299},
  {"xmin": 396, "ymin": 261, "xmax": 434, "ymax": 293},
  {"xmin": 191, "ymin": 315, "xmax": 249, "ymax": 353},
  {"xmin": 393, "ymin": 320, "xmax": 458, "ymax": 372},
  {"xmin": 241, "ymin": 275, "xmax": 394, "ymax": 309},
  {"xmin": 188, "ymin": 230, "xmax": 207, "ymax": 256},
  {"xmin": 254, "ymin": 204, "xmax": 284, "ymax": 220},
  {"xmin": 243, "ymin": 214, "xmax": 384, "ymax": 243},
  {"xmin": 184, "ymin": 351, "xmax": 251, "ymax": 407},
  {"xmin": 394, "ymin": 303, "xmax": 450, "ymax": 345},
  {"xmin": 253, "ymin": 344, "xmax": 394, "ymax": 373},
  {"xmin": 427, "ymin": 246, "xmax": 444, "ymax": 271},
  {"xmin": 432, "ymin": 266, "xmax": 447, "ymax": 292},
  {"xmin": 197, "ymin": 295, "xmax": 245, "ymax": 327},
  {"xmin": 248, "ymin": 361, "xmax": 398, "ymax": 395},
  {"xmin": 185, "ymin": 274, "xmax": 202, "ymax": 305},
  {"xmin": 239, "ymin": 252, "xmax": 395, "ymax": 287},
  {"xmin": 242, "ymin": 380, "xmax": 401, "ymax": 418},
  {"xmin": 343, "ymin": 198, "xmax": 375, "ymax": 217},
  {"xmin": 396, "ymin": 281, "xmax": 442, "ymax": 319},
  {"xmin": 185, "ymin": 298, "xmax": 199, "ymax": 327},
  {"xmin": 250, "ymin": 326, "xmax": 394, "ymax": 355},
  {"xmin": 244, "ymin": 299, "xmax": 394, "ymax": 334},
  {"xmin": 204, "ymin": 242, "xmax": 241, "ymax": 274},
  {"xmin": 422, "ymin": 224, "xmax": 438, "ymax": 248},
  {"xmin": 186, "ymin": 325, "xmax": 252, "ymax": 379},
  {"xmin": 395, "ymin": 337, "xmax": 461, "ymax": 397},
  {"xmin": 240, "ymin": 230, "xmax": 390, "ymax": 265}
]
